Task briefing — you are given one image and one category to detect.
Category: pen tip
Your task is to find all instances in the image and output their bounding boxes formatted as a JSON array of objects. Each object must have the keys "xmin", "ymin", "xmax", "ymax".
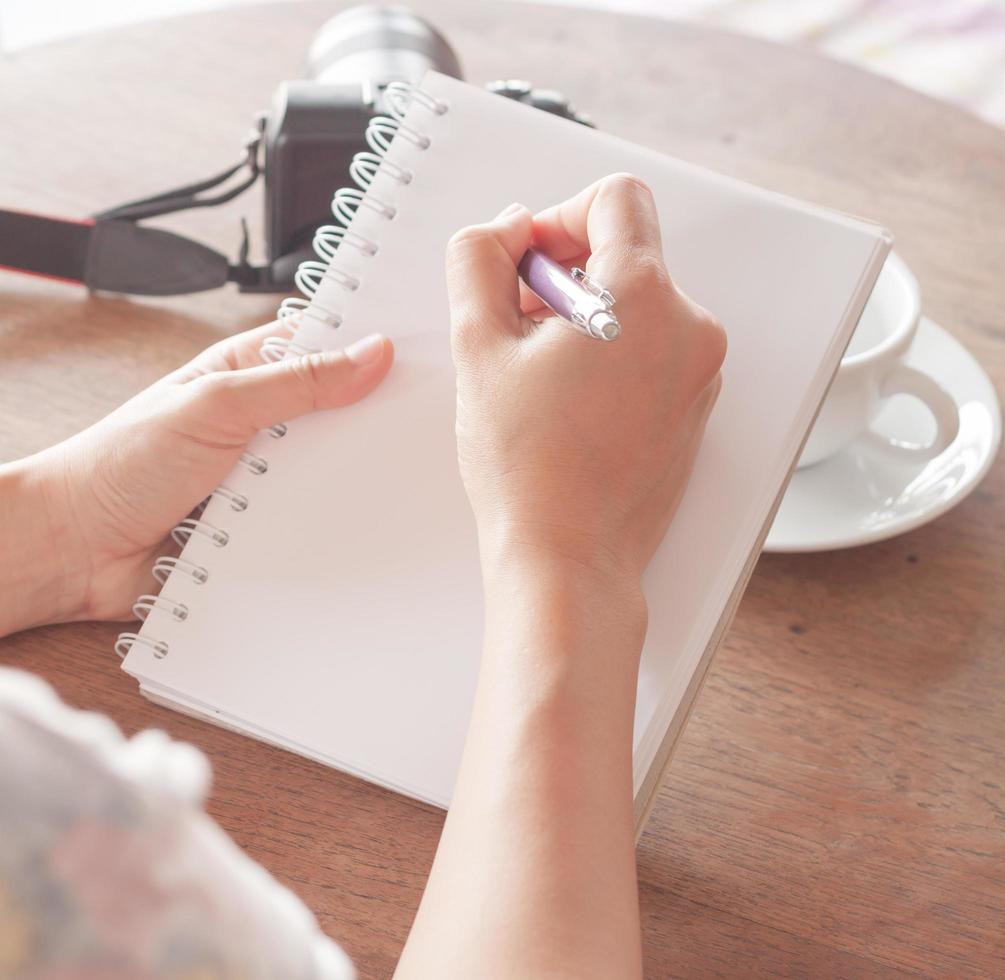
[{"xmin": 593, "ymin": 314, "xmax": 621, "ymax": 341}]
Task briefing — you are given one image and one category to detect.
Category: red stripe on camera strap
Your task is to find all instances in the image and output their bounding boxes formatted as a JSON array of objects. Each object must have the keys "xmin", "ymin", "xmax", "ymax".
[{"xmin": 0, "ymin": 209, "xmax": 95, "ymax": 286}]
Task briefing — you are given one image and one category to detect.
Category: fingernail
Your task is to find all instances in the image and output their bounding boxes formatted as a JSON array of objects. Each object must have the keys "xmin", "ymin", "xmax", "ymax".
[
  {"xmin": 344, "ymin": 334, "xmax": 385, "ymax": 366},
  {"xmin": 494, "ymin": 202, "xmax": 524, "ymax": 221}
]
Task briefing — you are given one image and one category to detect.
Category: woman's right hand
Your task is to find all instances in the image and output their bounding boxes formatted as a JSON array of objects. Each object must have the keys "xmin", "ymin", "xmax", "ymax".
[
  {"xmin": 445, "ymin": 173, "xmax": 726, "ymax": 592},
  {"xmin": 401, "ymin": 175, "xmax": 726, "ymax": 980}
]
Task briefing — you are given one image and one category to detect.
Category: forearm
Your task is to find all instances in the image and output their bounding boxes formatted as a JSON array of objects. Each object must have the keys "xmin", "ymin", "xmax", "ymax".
[
  {"xmin": 397, "ymin": 542, "xmax": 647, "ymax": 979},
  {"xmin": 0, "ymin": 449, "xmax": 87, "ymax": 637}
]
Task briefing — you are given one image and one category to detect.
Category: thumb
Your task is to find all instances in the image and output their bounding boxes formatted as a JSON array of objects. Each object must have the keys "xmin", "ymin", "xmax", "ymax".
[
  {"xmin": 446, "ymin": 203, "xmax": 533, "ymax": 357},
  {"xmin": 189, "ymin": 333, "xmax": 393, "ymax": 436}
]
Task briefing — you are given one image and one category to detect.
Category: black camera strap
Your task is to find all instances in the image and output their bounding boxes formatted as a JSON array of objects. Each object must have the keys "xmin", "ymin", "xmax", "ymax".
[
  {"xmin": 0, "ymin": 125, "xmax": 268, "ymax": 295},
  {"xmin": 0, "ymin": 209, "xmax": 94, "ymax": 285},
  {"xmin": 0, "ymin": 208, "xmax": 232, "ymax": 295},
  {"xmin": 94, "ymin": 129, "xmax": 262, "ymax": 223}
]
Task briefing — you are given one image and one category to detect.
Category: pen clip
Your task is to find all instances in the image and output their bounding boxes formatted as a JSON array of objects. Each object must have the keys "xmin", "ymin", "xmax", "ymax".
[{"xmin": 571, "ymin": 267, "xmax": 615, "ymax": 308}]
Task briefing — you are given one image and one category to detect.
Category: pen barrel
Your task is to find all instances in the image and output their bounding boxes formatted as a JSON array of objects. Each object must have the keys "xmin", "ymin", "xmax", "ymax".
[{"xmin": 517, "ymin": 249, "xmax": 584, "ymax": 323}]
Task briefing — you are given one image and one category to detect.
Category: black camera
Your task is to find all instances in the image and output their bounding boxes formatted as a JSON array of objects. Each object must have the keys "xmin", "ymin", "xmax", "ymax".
[
  {"xmin": 260, "ymin": 4, "xmax": 591, "ymax": 290},
  {"xmin": 0, "ymin": 4, "xmax": 591, "ymax": 296}
]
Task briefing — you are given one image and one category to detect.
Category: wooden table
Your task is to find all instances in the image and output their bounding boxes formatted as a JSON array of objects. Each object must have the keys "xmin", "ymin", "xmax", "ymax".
[{"xmin": 2, "ymin": 3, "xmax": 1003, "ymax": 976}]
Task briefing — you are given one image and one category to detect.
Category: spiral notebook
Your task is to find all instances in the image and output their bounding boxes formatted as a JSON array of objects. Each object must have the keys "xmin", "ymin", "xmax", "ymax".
[{"xmin": 119, "ymin": 72, "xmax": 891, "ymax": 828}]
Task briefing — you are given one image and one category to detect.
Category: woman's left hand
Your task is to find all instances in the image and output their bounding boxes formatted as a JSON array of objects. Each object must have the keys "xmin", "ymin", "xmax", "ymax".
[{"xmin": 1, "ymin": 323, "xmax": 392, "ymax": 634}]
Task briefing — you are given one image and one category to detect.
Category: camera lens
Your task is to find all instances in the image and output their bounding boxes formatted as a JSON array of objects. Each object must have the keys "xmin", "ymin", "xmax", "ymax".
[{"xmin": 306, "ymin": 4, "xmax": 462, "ymax": 87}]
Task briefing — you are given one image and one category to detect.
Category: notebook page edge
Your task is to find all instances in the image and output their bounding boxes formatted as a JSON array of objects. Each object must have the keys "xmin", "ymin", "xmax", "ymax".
[
  {"xmin": 631, "ymin": 230, "xmax": 892, "ymax": 835},
  {"xmin": 136, "ymin": 681, "xmax": 450, "ymax": 809},
  {"xmin": 422, "ymin": 72, "xmax": 888, "ymax": 241}
]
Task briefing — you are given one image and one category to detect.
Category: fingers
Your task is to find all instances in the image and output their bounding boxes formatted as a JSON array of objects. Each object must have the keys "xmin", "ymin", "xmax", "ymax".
[
  {"xmin": 209, "ymin": 320, "xmax": 295, "ymax": 372},
  {"xmin": 449, "ymin": 178, "xmax": 667, "ymax": 344},
  {"xmin": 446, "ymin": 203, "xmax": 533, "ymax": 356},
  {"xmin": 532, "ymin": 173, "xmax": 665, "ymax": 278},
  {"xmin": 522, "ymin": 174, "xmax": 673, "ymax": 339},
  {"xmin": 187, "ymin": 334, "xmax": 393, "ymax": 436},
  {"xmin": 168, "ymin": 321, "xmax": 293, "ymax": 384}
]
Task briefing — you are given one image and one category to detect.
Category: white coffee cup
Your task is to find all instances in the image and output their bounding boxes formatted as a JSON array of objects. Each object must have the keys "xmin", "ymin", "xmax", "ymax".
[{"xmin": 798, "ymin": 252, "xmax": 960, "ymax": 468}]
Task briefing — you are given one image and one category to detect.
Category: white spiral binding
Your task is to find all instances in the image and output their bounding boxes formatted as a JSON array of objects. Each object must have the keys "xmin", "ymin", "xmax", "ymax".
[
  {"xmin": 115, "ymin": 81, "xmax": 446, "ymax": 661},
  {"xmin": 295, "ymin": 260, "xmax": 360, "ymax": 299},
  {"xmin": 238, "ymin": 451, "xmax": 268, "ymax": 475},
  {"xmin": 172, "ymin": 518, "xmax": 229, "ymax": 549},
  {"xmin": 133, "ymin": 594, "xmax": 188, "ymax": 622},
  {"xmin": 209, "ymin": 486, "xmax": 250, "ymax": 511},
  {"xmin": 115, "ymin": 633, "xmax": 168, "ymax": 660},
  {"xmin": 314, "ymin": 225, "xmax": 378, "ymax": 260},
  {"xmin": 153, "ymin": 556, "xmax": 208, "ymax": 585},
  {"xmin": 350, "ymin": 152, "xmax": 412, "ymax": 188},
  {"xmin": 259, "ymin": 336, "xmax": 321, "ymax": 364}
]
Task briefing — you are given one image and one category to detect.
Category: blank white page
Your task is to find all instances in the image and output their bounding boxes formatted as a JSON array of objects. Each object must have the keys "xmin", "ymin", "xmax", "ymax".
[{"xmin": 124, "ymin": 73, "xmax": 890, "ymax": 807}]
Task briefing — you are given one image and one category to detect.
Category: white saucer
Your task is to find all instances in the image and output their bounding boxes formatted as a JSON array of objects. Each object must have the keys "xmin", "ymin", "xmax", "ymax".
[{"xmin": 765, "ymin": 317, "xmax": 1001, "ymax": 553}]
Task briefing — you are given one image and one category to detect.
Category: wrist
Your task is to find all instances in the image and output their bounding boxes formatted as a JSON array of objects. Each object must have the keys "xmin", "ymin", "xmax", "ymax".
[
  {"xmin": 0, "ymin": 449, "xmax": 92, "ymax": 636},
  {"xmin": 477, "ymin": 517, "xmax": 643, "ymax": 596},
  {"xmin": 478, "ymin": 521, "xmax": 649, "ymax": 663}
]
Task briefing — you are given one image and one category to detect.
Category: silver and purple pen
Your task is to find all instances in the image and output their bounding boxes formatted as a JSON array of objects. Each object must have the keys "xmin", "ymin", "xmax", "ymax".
[{"xmin": 517, "ymin": 248, "xmax": 621, "ymax": 342}]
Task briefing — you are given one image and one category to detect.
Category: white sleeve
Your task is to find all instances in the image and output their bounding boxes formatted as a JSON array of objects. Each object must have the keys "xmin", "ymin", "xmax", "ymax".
[{"xmin": 0, "ymin": 667, "xmax": 355, "ymax": 980}]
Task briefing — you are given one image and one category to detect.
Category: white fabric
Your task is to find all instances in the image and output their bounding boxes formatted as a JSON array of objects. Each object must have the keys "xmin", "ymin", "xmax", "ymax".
[{"xmin": 0, "ymin": 667, "xmax": 354, "ymax": 980}]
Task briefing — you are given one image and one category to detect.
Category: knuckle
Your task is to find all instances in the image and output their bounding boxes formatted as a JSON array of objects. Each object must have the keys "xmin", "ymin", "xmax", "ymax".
[
  {"xmin": 446, "ymin": 224, "xmax": 494, "ymax": 261},
  {"xmin": 694, "ymin": 371, "xmax": 723, "ymax": 418},
  {"xmin": 191, "ymin": 372, "xmax": 239, "ymax": 414},
  {"xmin": 703, "ymin": 314, "xmax": 728, "ymax": 371},
  {"xmin": 285, "ymin": 353, "xmax": 327, "ymax": 409},
  {"xmin": 622, "ymin": 249, "xmax": 673, "ymax": 294},
  {"xmin": 707, "ymin": 372, "xmax": 724, "ymax": 412},
  {"xmin": 691, "ymin": 311, "xmax": 728, "ymax": 383},
  {"xmin": 603, "ymin": 172, "xmax": 654, "ymax": 201},
  {"xmin": 200, "ymin": 337, "xmax": 229, "ymax": 362},
  {"xmin": 450, "ymin": 309, "xmax": 484, "ymax": 359}
]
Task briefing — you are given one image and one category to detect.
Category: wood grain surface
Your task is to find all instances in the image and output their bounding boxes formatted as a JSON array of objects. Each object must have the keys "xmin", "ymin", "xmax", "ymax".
[{"xmin": 1, "ymin": 3, "xmax": 1003, "ymax": 977}]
